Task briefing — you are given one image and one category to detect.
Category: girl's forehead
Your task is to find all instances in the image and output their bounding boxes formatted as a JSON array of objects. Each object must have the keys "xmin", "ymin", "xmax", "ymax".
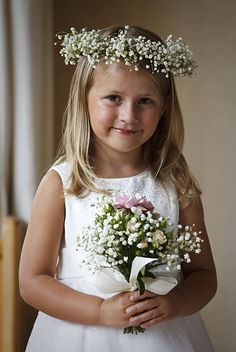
[
  {"xmin": 91, "ymin": 62, "xmax": 162, "ymax": 94},
  {"xmin": 94, "ymin": 61, "xmax": 149, "ymax": 79}
]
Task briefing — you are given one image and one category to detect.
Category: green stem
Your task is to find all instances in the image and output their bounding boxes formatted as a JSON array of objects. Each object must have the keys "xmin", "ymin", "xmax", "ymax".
[{"xmin": 123, "ymin": 326, "xmax": 145, "ymax": 334}]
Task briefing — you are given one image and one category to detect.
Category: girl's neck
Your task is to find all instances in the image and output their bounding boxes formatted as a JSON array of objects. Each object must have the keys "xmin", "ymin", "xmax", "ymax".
[
  {"xmin": 92, "ymin": 148, "xmax": 146, "ymax": 179},
  {"xmin": 94, "ymin": 164, "xmax": 146, "ymax": 179}
]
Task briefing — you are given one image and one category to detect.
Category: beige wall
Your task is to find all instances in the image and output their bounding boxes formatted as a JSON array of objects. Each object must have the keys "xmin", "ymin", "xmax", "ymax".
[{"xmin": 54, "ymin": 1, "xmax": 236, "ymax": 351}]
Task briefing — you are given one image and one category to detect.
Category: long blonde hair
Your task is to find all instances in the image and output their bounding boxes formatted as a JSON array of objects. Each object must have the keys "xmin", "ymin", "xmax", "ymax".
[{"xmin": 56, "ymin": 25, "xmax": 201, "ymax": 206}]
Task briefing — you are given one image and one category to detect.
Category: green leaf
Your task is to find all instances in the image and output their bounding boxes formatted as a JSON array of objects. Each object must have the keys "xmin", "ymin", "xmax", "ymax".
[
  {"xmin": 145, "ymin": 270, "xmax": 155, "ymax": 278},
  {"xmin": 137, "ymin": 278, "xmax": 145, "ymax": 295},
  {"xmin": 166, "ymin": 231, "xmax": 173, "ymax": 240},
  {"xmin": 140, "ymin": 265, "xmax": 146, "ymax": 276}
]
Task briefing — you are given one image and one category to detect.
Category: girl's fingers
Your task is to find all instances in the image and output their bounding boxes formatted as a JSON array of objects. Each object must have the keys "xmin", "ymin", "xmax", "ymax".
[
  {"xmin": 126, "ymin": 300, "xmax": 157, "ymax": 316},
  {"xmin": 129, "ymin": 307, "xmax": 164, "ymax": 326},
  {"xmin": 140, "ymin": 315, "xmax": 166, "ymax": 328},
  {"xmin": 126, "ymin": 294, "xmax": 160, "ymax": 316},
  {"xmin": 129, "ymin": 290, "xmax": 156, "ymax": 302}
]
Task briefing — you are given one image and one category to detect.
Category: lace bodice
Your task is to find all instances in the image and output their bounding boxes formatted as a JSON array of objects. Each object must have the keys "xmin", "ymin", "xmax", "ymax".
[{"xmin": 51, "ymin": 162, "xmax": 179, "ymax": 249}]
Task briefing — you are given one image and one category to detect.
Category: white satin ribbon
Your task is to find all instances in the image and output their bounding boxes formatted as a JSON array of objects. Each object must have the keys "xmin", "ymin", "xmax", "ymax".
[{"xmin": 88, "ymin": 256, "xmax": 178, "ymax": 295}]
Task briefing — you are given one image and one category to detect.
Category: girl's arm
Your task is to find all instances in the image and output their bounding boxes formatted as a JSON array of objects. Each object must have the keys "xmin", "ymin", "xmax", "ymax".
[
  {"xmin": 171, "ymin": 197, "xmax": 217, "ymax": 315},
  {"xmin": 19, "ymin": 171, "xmax": 133, "ymax": 327},
  {"xmin": 125, "ymin": 197, "xmax": 217, "ymax": 328}
]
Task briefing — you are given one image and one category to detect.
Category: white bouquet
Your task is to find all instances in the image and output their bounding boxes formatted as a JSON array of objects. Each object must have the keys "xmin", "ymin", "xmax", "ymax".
[{"xmin": 78, "ymin": 193, "xmax": 203, "ymax": 334}]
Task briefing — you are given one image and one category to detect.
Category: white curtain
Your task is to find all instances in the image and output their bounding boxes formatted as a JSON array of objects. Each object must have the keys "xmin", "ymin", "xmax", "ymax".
[{"xmin": 0, "ymin": 0, "xmax": 54, "ymax": 225}]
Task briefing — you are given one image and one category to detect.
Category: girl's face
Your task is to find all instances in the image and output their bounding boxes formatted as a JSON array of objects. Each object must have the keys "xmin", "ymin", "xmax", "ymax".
[{"xmin": 87, "ymin": 62, "xmax": 164, "ymax": 163}]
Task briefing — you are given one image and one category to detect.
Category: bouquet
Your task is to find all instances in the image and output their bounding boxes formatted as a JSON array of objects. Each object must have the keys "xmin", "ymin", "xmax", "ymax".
[{"xmin": 78, "ymin": 193, "xmax": 203, "ymax": 334}]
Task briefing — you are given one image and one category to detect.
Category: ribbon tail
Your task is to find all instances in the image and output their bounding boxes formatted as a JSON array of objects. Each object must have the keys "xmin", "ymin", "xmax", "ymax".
[
  {"xmin": 129, "ymin": 256, "xmax": 178, "ymax": 295},
  {"xmin": 88, "ymin": 268, "xmax": 131, "ymax": 294},
  {"xmin": 143, "ymin": 276, "xmax": 178, "ymax": 295},
  {"xmin": 88, "ymin": 257, "xmax": 179, "ymax": 296},
  {"xmin": 129, "ymin": 256, "xmax": 159, "ymax": 288}
]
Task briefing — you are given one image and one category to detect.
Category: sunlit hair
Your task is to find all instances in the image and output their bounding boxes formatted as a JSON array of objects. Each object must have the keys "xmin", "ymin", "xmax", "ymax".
[{"xmin": 56, "ymin": 25, "xmax": 201, "ymax": 207}]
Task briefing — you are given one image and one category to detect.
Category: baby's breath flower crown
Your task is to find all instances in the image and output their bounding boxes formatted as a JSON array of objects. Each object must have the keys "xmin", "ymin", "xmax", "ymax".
[{"xmin": 55, "ymin": 26, "xmax": 197, "ymax": 78}]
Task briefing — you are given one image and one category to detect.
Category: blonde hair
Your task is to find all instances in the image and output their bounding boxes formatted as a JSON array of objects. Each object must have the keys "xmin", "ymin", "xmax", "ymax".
[{"xmin": 56, "ymin": 25, "xmax": 201, "ymax": 207}]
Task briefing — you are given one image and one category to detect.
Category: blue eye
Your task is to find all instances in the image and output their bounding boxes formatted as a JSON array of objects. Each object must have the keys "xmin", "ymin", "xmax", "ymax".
[
  {"xmin": 106, "ymin": 95, "xmax": 121, "ymax": 102},
  {"xmin": 138, "ymin": 97, "xmax": 153, "ymax": 105}
]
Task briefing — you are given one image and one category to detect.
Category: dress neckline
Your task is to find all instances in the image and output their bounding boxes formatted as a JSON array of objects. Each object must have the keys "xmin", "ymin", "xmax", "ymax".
[{"xmin": 95, "ymin": 169, "xmax": 148, "ymax": 181}]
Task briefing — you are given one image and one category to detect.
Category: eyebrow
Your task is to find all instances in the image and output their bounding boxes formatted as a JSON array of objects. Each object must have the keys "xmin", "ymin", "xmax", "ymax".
[
  {"xmin": 104, "ymin": 90, "xmax": 123, "ymax": 95},
  {"xmin": 103, "ymin": 90, "xmax": 157, "ymax": 97}
]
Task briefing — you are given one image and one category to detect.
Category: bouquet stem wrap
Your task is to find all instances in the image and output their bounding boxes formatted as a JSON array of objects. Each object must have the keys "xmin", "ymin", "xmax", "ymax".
[{"xmin": 88, "ymin": 256, "xmax": 178, "ymax": 295}]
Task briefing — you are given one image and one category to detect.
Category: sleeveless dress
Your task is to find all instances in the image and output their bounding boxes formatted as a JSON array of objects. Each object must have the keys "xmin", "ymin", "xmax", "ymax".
[{"xmin": 26, "ymin": 162, "xmax": 214, "ymax": 352}]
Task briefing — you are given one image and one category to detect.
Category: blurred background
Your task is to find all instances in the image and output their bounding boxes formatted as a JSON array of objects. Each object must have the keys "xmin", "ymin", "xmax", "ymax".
[{"xmin": 0, "ymin": 0, "xmax": 235, "ymax": 351}]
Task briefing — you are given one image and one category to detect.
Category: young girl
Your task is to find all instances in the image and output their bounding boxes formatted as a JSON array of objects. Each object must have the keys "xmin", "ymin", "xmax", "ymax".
[{"xmin": 19, "ymin": 25, "xmax": 217, "ymax": 351}]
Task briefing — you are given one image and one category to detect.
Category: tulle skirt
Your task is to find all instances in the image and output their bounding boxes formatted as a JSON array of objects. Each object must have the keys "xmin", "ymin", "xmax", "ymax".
[{"xmin": 26, "ymin": 277, "xmax": 214, "ymax": 352}]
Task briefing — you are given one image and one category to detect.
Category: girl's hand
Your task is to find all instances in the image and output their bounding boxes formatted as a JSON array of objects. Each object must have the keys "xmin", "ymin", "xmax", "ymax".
[
  {"xmin": 125, "ymin": 289, "xmax": 184, "ymax": 329},
  {"xmin": 99, "ymin": 291, "xmax": 135, "ymax": 328}
]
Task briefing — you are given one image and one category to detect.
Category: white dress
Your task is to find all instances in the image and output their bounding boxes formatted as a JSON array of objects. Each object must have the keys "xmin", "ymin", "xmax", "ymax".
[{"xmin": 26, "ymin": 162, "xmax": 214, "ymax": 352}]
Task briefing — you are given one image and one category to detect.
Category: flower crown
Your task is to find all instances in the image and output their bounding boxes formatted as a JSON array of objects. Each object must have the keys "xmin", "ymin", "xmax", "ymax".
[{"xmin": 55, "ymin": 26, "xmax": 197, "ymax": 78}]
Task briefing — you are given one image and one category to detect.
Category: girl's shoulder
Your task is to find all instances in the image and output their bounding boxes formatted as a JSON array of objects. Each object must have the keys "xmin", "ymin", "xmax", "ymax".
[{"xmin": 50, "ymin": 160, "xmax": 71, "ymax": 188}]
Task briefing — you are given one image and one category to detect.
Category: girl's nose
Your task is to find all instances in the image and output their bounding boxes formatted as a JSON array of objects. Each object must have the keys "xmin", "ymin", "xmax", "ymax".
[{"xmin": 119, "ymin": 102, "xmax": 138, "ymax": 124}]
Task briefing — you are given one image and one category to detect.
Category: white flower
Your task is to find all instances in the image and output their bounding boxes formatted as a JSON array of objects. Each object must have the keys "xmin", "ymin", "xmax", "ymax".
[
  {"xmin": 185, "ymin": 232, "xmax": 191, "ymax": 240},
  {"xmin": 127, "ymin": 219, "xmax": 137, "ymax": 231},
  {"xmin": 97, "ymin": 246, "xmax": 104, "ymax": 254},
  {"xmin": 131, "ymin": 206, "xmax": 142, "ymax": 215},
  {"xmin": 152, "ymin": 230, "xmax": 166, "ymax": 244},
  {"xmin": 137, "ymin": 241, "xmax": 148, "ymax": 249},
  {"xmin": 56, "ymin": 27, "xmax": 197, "ymax": 77}
]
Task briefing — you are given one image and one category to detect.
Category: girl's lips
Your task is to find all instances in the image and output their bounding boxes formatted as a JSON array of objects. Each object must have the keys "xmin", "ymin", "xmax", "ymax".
[{"xmin": 112, "ymin": 127, "xmax": 139, "ymax": 135}]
